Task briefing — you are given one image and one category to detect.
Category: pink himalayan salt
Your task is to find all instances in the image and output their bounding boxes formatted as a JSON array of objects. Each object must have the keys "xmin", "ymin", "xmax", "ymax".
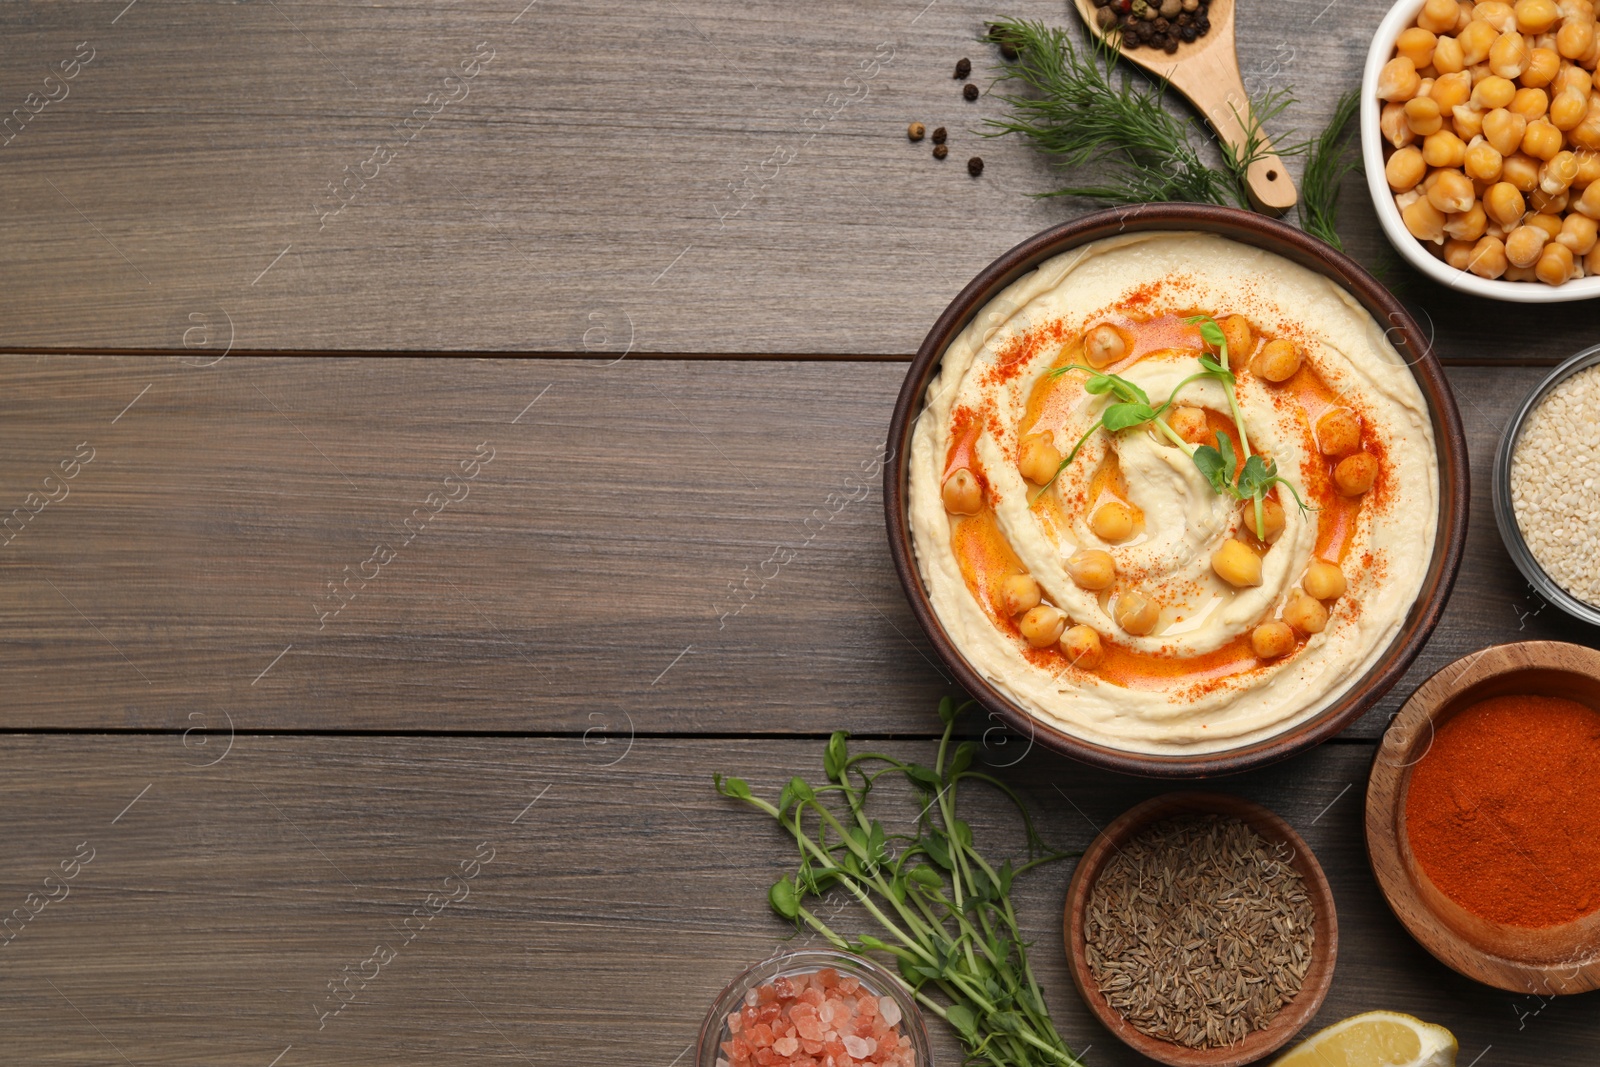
[{"xmin": 719, "ymin": 968, "xmax": 916, "ymax": 1067}]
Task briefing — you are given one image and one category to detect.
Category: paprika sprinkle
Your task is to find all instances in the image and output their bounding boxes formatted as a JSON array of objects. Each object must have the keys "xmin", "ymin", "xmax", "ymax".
[{"xmin": 1405, "ymin": 694, "xmax": 1600, "ymax": 928}]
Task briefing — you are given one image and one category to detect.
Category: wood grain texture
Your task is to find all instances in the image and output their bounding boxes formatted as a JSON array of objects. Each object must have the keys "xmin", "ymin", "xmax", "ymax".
[
  {"xmin": 0, "ymin": 735, "xmax": 1590, "ymax": 1067},
  {"xmin": 0, "ymin": 0, "xmax": 1594, "ymax": 359},
  {"xmin": 0, "ymin": 356, "xmax": 1593, "ymax": 736},
  {"xmin": 1367, "ymin": 641, "xmax": 1600, "ymax": 996}
]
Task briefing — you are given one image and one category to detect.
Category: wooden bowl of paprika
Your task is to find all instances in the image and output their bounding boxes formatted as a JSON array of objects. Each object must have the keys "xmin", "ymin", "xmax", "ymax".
[{"xmin": 1367, "ymin": 640, "xmax": 1600, "ymax": 995}]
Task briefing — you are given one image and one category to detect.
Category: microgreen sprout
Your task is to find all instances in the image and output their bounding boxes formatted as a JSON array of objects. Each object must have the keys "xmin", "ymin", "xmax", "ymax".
[{"xmin": 715, "ymin": 699, "xmax": 1084, "ymax": 1067}]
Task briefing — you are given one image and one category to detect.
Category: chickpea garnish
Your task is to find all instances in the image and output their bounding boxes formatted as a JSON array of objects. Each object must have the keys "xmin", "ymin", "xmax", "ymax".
[
  {"xmin": 1468, "ymin": 235, "xmax": 1509, "ymax": 278},
  {"xmin": 1067, "ymin": 549, "xmax": 1116, "ymax": 590},
  {"xmin": 1168, "ymin": 404, "xmax": 1210, "ymax": 444},
  {"xmin": 1114, "ymin": 591, "xmax": 1160, "ymax": 635},
  {"xmin": 1018, "ymin": 433, "xmax": 1063, "ymax": 485},
  {"xmin": 1387, "ymin": 146, "xmax": 1427, "ymax": 190},
  {"xmin": 1506, "ymin": 223, "xmax": 1549, "ymax": 267},
  {"xmin": 1241, "ymin": 498, "xmax": 1286, "ymax": 542},
  {"xmin": 1019, "ymin": 605, "xmax": 1067, "ymax": 648},
  {"xmin": 1401, "ymin": 196, "xmax": 1447, "ymax": 242},
  {"xmin": 941, "ymin": 469, "xmax": 983, "ymax": 514},
  {"xmin": 1333, "ymin": 453, "xmax": 1380, "ymax": 496},
  {"xmin": 1482, "ymin": 108, "xmax": 1527, "ymax": 155},
  {"xmin": 1405, "ymin": 96, "xmax": 1444, "ymax": 136},
  {"xmin": 1536, "ymin": 241, "xmax": 1575, "ymax": 285},
  {"xmin": 1379, "ymin": 56, "xmax": 1422, "ymax": 101},
  {"xmin": 1212, "ymin": 538, "xmax": 1263, "ymax": 588},
  {"xmin": 1060, "ymin": 625, "xmax": 1104, "ymax": 670},
  {"xmin": 1284, "ymin": 591, "xmax": 1331, "ymax": 635},
  {"xmin": 1426, "ymin": 168, "xmax": 1476, "ymax": 213},
  {"xmin": 1303, "ymin": 560, "xmax": 1348, "ymax": 600},
  {"xmin": 1251, "ymin": 338, "xmax": 1303, "ymax": 383},
  {"xmin": 1484, "ymin": 180, "xmax": 1526, "ymax": 226},
  {"xmin": 1251, "ymin": 621, "xmax": 1296, "ymax": 659},
  {"xmin": 1315, "ymin": 408, "xmax": 1362, "ymax": 457},
  {"xmin": 1001, "ymin": 573, "xmax": 1042, "ymax": 616},
  {"xmin": 1219, "ymin": 315, "xmax": 1254, "ymax": 369},
  {"xmin": 1090, "ymin": 501, "xmax": 1136, "ymax": 542},
  {"xmin": 1084, "ymin": 324, "xmax": 1128, "ymax": 368}
]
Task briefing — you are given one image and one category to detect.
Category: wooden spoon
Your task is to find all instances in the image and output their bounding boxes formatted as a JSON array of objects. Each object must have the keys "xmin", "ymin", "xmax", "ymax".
[{"xmin": 1071, "ymin": 0, "xmax": 1298, "ymax": 215}]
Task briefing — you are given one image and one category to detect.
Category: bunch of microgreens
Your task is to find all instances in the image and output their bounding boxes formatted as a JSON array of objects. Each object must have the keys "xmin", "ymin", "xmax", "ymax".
[
  {"xmin": 1032, "ymin": 314, "xmax": 1311, "ymax": 540},
  {"xmin": 985, "ymin": 18, "xmax": 1362, "ymax": 249},
  {"xmin": 715, "ymin": 699, "xmax": 1084, "ymax": 1067}
]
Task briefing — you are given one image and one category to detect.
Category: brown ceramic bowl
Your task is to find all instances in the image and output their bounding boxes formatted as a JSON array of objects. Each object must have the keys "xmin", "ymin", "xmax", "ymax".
[
  {"xmin": 1064, "ymin": 792, "xmax": 1338, "ymax": 1066},
  {"xmin": 1367, "ymin": 641, "xmax": 1600, "ymax": 994},
  {"xmin": 883, "ymin": 204, "xmax": 1469, "ymax": 777}
]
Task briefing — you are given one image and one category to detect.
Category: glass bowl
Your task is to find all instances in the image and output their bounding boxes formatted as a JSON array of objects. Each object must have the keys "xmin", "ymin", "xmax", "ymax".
[
  {"xmin": 696, "ymin": 949, "xmax": 933, "ymax": 1067},
  {"xmin": 1492, "ymin": 343, "xmax": 1600, "ymax": 628}
]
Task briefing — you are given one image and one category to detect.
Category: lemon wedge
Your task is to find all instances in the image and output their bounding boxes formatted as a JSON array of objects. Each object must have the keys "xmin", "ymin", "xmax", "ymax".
[{"xmin": 1272, "ymin": 1012, "xmax": 1458, "ymax": 1067}]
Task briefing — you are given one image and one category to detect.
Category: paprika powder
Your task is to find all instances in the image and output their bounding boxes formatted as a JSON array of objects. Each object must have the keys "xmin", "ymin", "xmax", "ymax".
[{"xmin": 1405, "ymin": 693, "xmax": 1600, "ymax": 928}]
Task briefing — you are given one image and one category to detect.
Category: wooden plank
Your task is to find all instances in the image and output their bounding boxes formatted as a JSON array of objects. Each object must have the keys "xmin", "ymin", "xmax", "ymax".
[
  {"xmin": 0, "ymin": 736, "xmax": 1583, "ymax": 1065},
  {"xmin": 0, "ymin": 357, "xmax": 1592, "ymax": 736},
  {"xmin": 0, "ymin": 1, "xmax": 1592, "ymax": 361}
]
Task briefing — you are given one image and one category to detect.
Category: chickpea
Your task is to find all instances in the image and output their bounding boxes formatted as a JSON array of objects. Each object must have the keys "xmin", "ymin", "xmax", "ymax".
[
  {"xmin": 1444, "ymin": 237, "xmax": 1476, "ymax": 269},
  {"xmin": 1501, "ymin": 151, "xmax": 1541, "ymax": 190},
  {"xmin": 1084, "ymin": 323, "xmax": 1128, "ymax": 368},
  {"xmin": 1421, "ymin": 0, "xmax": 1462, "ymax": 31},
  {"xmin": 1241, "ymin": 497, "xmax": 1287, "ymax": 542},
  {"xmin": 1219, "ymin": 314, "xmax": 1254, "ymax": 368},
  {"xmin": 1557, "ymin": 212, "xmax": 1599, "ymax": 255},
  {"xmin": 942, "ymin": 469, "xmax": 983, "ymax": 514},
  {"xmin": 1251, "ymin": 621, "xmax": 1296, "ymax": 659},
  {"xmin": 1588, "ymin": 244, "xmax": 1600, "ymax": 276},
  {"xmin": 1445, "ymin": 200, "xmax": 1490, "ymax": 240},
  {"xmin": 1402, "ymin": 196, "xmax": 1448, "ymax": 242},
  {"xmin": 1114, "ymin": 590, "xmax": 1160, "ymax": 635},
  {"xmin": 1378, "ymin": 56, "xmax": 1422, "ymax": 100},
  {"xmin": 1489, "ymin": 30, "xmax": 1531, "ymax": 78},
  {"xmin": 1465, "ymin": 137, "xmax": 1505, "ymax": 181},
  {"xmin": 1428, "ymin": 168, "xmax": 1478, "ymax": 212},
  {"xmin": 1535, "ymin": 240, "xmax": 1576, "ymax": 283},
  {"xmin": 1469, "ymin": 235, "xmax": 1510, "ymax": 277},
  {"xmin": 1067, "ymin": 549, "xmax": 1116, "ymax": 590},
  {"xmin": 1001, "ymin": 573, "xmax": 1042, "ymax": 616},
  {"xmin": 1212, "ymin": 537, "xmax": 1263, "ymax": 588},
  {"xmin": 1530, "ymin": 186, "xmax": 1570, "ymax": 213},
  {"xmin": 1060, "ymin": 625, "xmax": 1104, "ymax": 670},
  {"xmin": 1540, "ymin": 150, "xmax": 1580, "ymax": 193},
  {"xmin": 1551, "ymin": 88, "xmax": 1590, "ymax": 131},
  {"xmin": 1514, "ymin": 0, "xmax": 1559, "ymax": 33},
  {"xmin": 1553, "ymin": 66, "xmax": 1593, "ymax": 99},
  {"xmin": 1522, "ymin": 119, "xmax": 1563, "ymax": 160},
  {"xmin": 1579, "ymin": 180, "xmax": 1600, "ymax": 219},
  {"xmin": 1510, "ymin": 86, "xmax": 1550, "ymax": 121},
  {"xmin": 1506, "ymin": 222, "xmax": 1550, "ymax": 265},
  {"xmin": 1398, "ymin": 26, "xmax": 1440, "ymax": 67},
  {"xmin": 1557, "ymin": 17, "xmax": 1596, "ymax": 60},
  {"xmin": 1432, "ymin": 70, "xmax": 1474, "ymax": 109},
  {"xmin": 1251, "ymin": 338, "xmax": 1303, "ymax": 382},
  {"xmin": 1333, "ymin": 453, "xmax": 1380, "ymax": 496},
  {"xmin": 1472, "ymin": 1, "xmax": 1515, "ymax": 33},
  {"xmin": 1452, "ymin": 102, "xmax": 1486, "ymax": 139},
  {"xmin": 1382, "ymin": 101, "xmax": 1419, "ymax": 148},
  {"xmin": 1576, "ymin": 149, "xmax": 1600, "ymax": 187},
  {"xmin": 1386, "ymin": 145, "xmax": 1428, "ymax": 190},
  {"xmin": 1168, "ymin": 404, "xmax": 1210, "ymax": 444},
  {"xmin": 1435, "ymin": 33, "xmax": 1467, "ymax": 72},
  {"xmin": 1471, "ymin": 74, "xmax": 1518, "ymax": 110},
  {"xmin": 1482, "ymin": 107, "xmax": 1528, "ymax": 155},
  {"xmin": 1458, "ymin": 18, "xmax": 1500, "ymax": 63},
  {"xmin": 1484, "ymin": 180, "xmax": 1527, "ymax": 225},
  {"xmin": 1422, "ymin": 129, "xmax": 1469, "ymax": 167},
  {"xmin": 1505, "ymin": 263, "xmax": 1540, "ymax": 281},
  {"xmin": 1316, "ymin": 408, "xmax": 1363, "ymax": 456},
  {"xmin": 1283, "ymin": 591, "xmax": 1331, "ymax": 635},
  {"xmin": 1522, "ymin": 46, "xmax": 1562, "ymax": 86},
  {"xmin": 1088, "ymin": 500, "xmax": 1136, "ymax": 542},
  {"xmin": 1018, "ymin": 433, "xmax": 1063, "ymax": 485},
  {"xmin": 1303, "ymin": 560, "xmax": 1349, "ymax": 600},
  {"xmin": 1019, "ymin": 604, "xmax": 1067, "ymax": 648}
]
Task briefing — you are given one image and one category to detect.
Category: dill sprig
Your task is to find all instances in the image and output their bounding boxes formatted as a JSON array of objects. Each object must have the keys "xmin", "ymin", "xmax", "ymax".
[
  {"xmin": 984, "ymin": 18, "xmax": 1296, "ymax": 210},
  {"xmin": 1296, "ymin": 89, "xmax": 1361, "ymax": 250}
]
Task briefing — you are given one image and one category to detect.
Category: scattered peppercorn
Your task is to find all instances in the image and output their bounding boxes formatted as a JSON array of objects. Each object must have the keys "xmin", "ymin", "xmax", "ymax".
[
  {"xmin": 963, "ymin": 83, "xmax": 979, "ymax": 101},
  {"xmin": 931, "ymin": 126, "xmax": 947, "ymax": 145},
  {"xmin": 967, "ymin": 156, "xmax": 984, "ymax": 177},
  {"xmin": 987, "ymin": 23, "xmax": 1021, "ymax": 60},
  {"xmin": 933, "ymin": 144, "xmax": 949, "ymax": 160},
  {"xmin": 907, "ymin": 121, "xmax": 926, "ymax": 142},
  {"xmin": 954, "ymin": 57, "xmax": 971, "ymax": 79}
]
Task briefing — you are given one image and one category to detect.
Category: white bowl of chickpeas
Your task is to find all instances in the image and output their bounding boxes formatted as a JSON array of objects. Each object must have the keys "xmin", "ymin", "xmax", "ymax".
[{"xmin": 1362, "ymin": 0, "xmax": 1600, "ymax": 299}]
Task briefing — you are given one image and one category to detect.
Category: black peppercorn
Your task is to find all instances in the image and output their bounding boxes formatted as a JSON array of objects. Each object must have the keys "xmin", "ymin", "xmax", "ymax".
[
  {"xmin": 954, "ymin": 57, "xmax": 971, "ymax": 79},
  {"xmin": 1163, "ymin": 35, "xmax": 1178, "ymax": 52},
  {"xmin": 933, "ymin": 144, "xmax": 949, "ymax": 160},
  {"xmin": 963, "ymin": 83, "xmax": 979, "ymax": 101},
  {"xmin": 967, "ymin": 156, "xmax": 984, "ymax": 176},
  {"xmin": 1179, "ymin": 23, "xmax": 1197, "ymax": 40},
  {"xmin": 932, "ymin": 126, "xmax": 947, "ymax": 144},
  {"xmin": 1153, "ymin": 16, "xmax": 1169, "ymax": 30}
]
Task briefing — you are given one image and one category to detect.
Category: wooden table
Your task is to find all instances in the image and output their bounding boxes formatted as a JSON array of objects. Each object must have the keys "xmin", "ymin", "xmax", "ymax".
[{"xmin": 1, "ymin": 2, "xmax": 1595, "ymax": 1064}]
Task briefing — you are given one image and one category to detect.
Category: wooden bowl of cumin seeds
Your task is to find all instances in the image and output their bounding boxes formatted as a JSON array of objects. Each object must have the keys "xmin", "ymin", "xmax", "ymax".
[{"xmin": 1064, "ymin": 792, "xmax": 1338, "ymax": 1066}]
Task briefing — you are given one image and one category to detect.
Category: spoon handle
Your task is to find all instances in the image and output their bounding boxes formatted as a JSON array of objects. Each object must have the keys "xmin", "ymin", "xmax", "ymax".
[{"xmin": 1175, "ymin": 55, "xmax": 1298, "ymax": 215}]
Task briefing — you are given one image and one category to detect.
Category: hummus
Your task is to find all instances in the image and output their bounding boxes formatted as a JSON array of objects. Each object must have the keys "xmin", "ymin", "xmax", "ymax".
[{"xmin": 910, "ymin": 232, "xmax": 1438, "ymax": 754}]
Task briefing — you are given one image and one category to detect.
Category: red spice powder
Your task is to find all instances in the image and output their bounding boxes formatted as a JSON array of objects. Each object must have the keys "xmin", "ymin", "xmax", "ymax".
[{"xmin": 1405, "ymin": 694, "xmax": 1600, "ymax": 928}]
